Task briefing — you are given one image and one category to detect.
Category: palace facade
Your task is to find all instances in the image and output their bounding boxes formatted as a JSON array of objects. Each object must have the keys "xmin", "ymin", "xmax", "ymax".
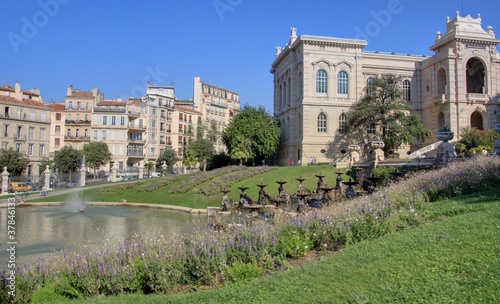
[{"xmin": 271, "ymin": 13, "xmax": 500, "ymax": 166}]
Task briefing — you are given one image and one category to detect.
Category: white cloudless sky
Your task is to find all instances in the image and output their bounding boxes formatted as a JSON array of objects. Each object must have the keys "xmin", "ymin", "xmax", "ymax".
[{"xmin": 1, "ymin": 0, "xmax": 499, "ymax": 112}]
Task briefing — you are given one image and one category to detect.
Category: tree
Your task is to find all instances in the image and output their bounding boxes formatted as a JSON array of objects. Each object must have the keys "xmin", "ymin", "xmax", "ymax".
[
  {"xmin": 182, "ymin": 149, "xmax": 197, "ymax": 171},
  {"xmin": 38, "ymin": 156, "xmax": 54, "ymax": 176},
  {"xmin": 188, "ymin": 138, "xmax": 215, "ymax": 171},
  {"xmin": 455, "ymin": 126, "xmax": 500, "ymax": 156},
  {"xmin": 156, "ymin": 147, "xmax": 179, "ymax": 171},
  {"xmin": 83, "ymin": 142, "xmax": 112, "ymax": 178},
  {"xmin": 229, "ymin": 134, "xmax": 252, "ymax": 166},
  {"xmin": 54, "ymin": 146, "xmax": 82, "ymax": 179},
  {"xmin": 207, "ymin": 120, "xmax": 218, "ymax": 143},
  {"xmin": 144, "ymin": 161, "xmax": 155, "ymax": 177},
  {"xmin": 344, "ymin": 74, "xmax": 431, "ymax": 156},
  {"xmin": 196, "ymin": 121, "xmax": 205, "ymax": 140},
  {"xmin": 222, "ymin": 105, "xmax": 280, "ymax": 164},
  {"xmin": 0, "ymin": 148, "xmax": 28, "ymax": 175}
]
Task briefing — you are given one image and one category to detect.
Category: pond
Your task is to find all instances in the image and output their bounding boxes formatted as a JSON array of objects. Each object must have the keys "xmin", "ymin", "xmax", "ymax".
[{"xmin": 0, "ymin": 204, "xmax": 213, "ymax": 267}]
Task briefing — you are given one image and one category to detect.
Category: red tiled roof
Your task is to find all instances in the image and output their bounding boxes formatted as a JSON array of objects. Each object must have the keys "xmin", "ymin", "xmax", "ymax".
[
  {"xmin": 0, "ymin": 85, "xmax": 15, "ymax": 92},
  {"xmin": 98, "ymin": 100, "xmax": 127, "ymax": 106},
  {"xmin": 0, "ymin": 95, "xmax": 49, "ymax": 109},
  {"xmin": 174, "ymin": 105, "xmax": 201, "ymax": 115},
  {"xmin": 70, "ymin": 91, "xmax": 93, "ymax": 98},
  {"xmin": 48, "ymin": 103, "xmax": 65, "ymax": 111}
]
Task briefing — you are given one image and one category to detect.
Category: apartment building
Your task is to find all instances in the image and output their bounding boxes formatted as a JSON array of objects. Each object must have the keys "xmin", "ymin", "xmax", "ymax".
[
  {"xmin": 192, "ymin": 76, "xmax": 240, "ymax": 152},
  {"xmin": 63, "ymin": 86, "xmax": 104, "ymax": 150},
  {"xmin": 0, "ymin": 82, "xmax": 51, "ymax": 177},
  {"xmin": 271, "ymin": 13, "xmax": 500, "ymax": 166}
]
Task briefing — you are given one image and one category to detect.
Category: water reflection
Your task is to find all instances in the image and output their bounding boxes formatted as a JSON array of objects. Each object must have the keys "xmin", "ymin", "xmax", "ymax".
[{"xmin": 0, "ymin": 205, "xmax": 210, "ymax": 267}]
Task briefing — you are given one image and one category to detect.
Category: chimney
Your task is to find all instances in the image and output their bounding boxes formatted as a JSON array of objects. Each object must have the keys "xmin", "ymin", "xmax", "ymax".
[
  {"xmin": 15, "ymin": 81, "xmax": 21, "ymax": 100},
  {"xmin": 67, "ymin": 85, "xmax": 73, "ymax": 96}
]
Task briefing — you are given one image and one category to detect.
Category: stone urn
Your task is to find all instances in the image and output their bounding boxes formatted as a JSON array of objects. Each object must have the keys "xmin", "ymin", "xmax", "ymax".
[
  {"xmin": 348, "ymin": 144, "xmax": 361, "ymax": 151},
  {"xmin": 370, "ymin": 140, "xmax": 385, "ymax": 149},
  {"xmin": 436, "ymin": 131, "xmax": 454, "ymax": 142}
]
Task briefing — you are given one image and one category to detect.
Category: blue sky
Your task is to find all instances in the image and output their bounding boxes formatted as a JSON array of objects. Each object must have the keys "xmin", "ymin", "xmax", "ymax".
[{"xmin": 2, "ymin": 0, "xmax": 499, "ymax": 112}]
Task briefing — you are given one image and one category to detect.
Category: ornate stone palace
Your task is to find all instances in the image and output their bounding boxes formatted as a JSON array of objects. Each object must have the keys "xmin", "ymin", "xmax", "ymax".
[{"xmin": 271, "ymin": 12, "xmax": 500, "ymax": 166}]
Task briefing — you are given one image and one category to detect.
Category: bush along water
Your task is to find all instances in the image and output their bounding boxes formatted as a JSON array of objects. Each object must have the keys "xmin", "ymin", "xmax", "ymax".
[{"xmin": 1, "ymin": 156, "xmax": 499, "ymax": 303}]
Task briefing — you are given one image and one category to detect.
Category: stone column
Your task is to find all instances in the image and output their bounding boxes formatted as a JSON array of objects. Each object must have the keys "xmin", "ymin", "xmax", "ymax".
[
  {"xmin": 162, "ymin": 161, "xmax": 167, "ymax": 176},
  {"xmin": 138, "ymin": 162, "xmax": 144, "ymax": 180},
  {"xmin": 79, "ymin": 164, "xmax": 86, "ymax": 187},
  {"xmin": 1, "ymin": 167, "xmax": 9, "ymax": 194},
  {"xmin": 43, "ymin": 166, "xmax": 51, "ymax": 190},
  {"xmin": 111, "ymin": 163, "xmax": 117, "ymax": 182}
]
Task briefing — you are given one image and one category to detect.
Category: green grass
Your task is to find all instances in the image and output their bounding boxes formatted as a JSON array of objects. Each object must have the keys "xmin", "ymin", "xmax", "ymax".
[
  {"xmin": 29, "ymin": 165, "xmax": 344, "ymax": 209},
  {"xmin": 48, "ymin": 189, "xmax": 500, "ymax": 304}
]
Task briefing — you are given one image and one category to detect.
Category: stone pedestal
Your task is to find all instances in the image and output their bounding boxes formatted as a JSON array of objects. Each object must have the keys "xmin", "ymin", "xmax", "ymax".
[
  {"xmin": 162, "ymin": 161, "xmax": 167, "ymax": 176},
  {"xmin": 43, "ymin": 166, "xmax": 51, "ymax": 190},
  {"xmin": 138, "ymin": 163, "xmax": 144, "ymax": 180},
  {"xmin": 348, "ymin": 144, "xmax": 360, "ymax": 168},
  {"xmin": 111, "ymin": 163, "xmax": 117, "ymax": 182},
  {"xmin": 435, "ymin": 132, "xmax": 456, "ymax": 165},
  {"xmin": 1, "ymin": 167, "xmax": 9, "ymax": 194}
]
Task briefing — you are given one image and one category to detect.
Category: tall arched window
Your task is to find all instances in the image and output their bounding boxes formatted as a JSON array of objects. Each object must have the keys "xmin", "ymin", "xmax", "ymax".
[
  {"xmin": 470, "ymin": 111, "xmax": 484, "ymax": 130},
  {"xmin": 437, "ymin": 112, "xmax": 445, "ymax": 130},
  {"xmin": 339, "ymin": 114, "xmax": 346, "ymax": 134},
  {"xmin": 466, "ymin": 58, "xmax": 485, "ymax": 94},
  {"xmin": 366, "ymin": 77, "xmax": 375, "ymax": 97},
  {"xmin": 437, "ymin": 68, "xmax": 446, "ymax": 95},
  {"xmin": 317, "ymin": 113, "xmax": 327, "ymax": 133},
  {"xmin": 403, "ymin": 80, "xmax": 411, "ymax": 102},
  {"xmin": 279, "ymin": 84, "xmax": 282, "ymax": 108},
  {"xmin": 338, "ymin": 71, "xmax": 348, "ymax": 97},
  {"xmin": 288, "ymin": 77, "xmax": 291, "ymax": 104},
  {"xmin": 283, "ymin": 81, "xmax": 287, "ymax": 107},
  {"xmin": 316, "ymin": 70, "xmax": 327, "ymax": 95}
]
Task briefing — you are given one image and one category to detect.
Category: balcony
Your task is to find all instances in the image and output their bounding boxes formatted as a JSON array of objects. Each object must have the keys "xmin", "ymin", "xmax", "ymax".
[
  {"xmin": 127, "ymin": 150, "xmax": 145, "ymax": 157},
  {"xmin": 0, "ymin": 113, "xmax": 50, "ymax": 124},
  {"xmin": 128, "ymin": 111, "xmax": 141, "ymax": 118},
  {"xmin": 13, "ymin": 134, "xmax": 27, "ymax": 141},
  {"xmin": 128, "ymin": 138, "xmax": 146, "ymax": 144},
  {"xmin": 94, "ymin": 106, "xmax": 126, "ymax": 113},
  {"xmin": 64, "ymin": 135, "xmax": 91, "ymax": 141},
  {"xmin": 65, "ymin": 119, "xmax": 91, "ymax": 126},
  {"xmin": 128, "ymin": 123, "xmax": 146, "ymax": 130},
  {"xmin": 466, "ymin": 93, "xmax": 490, "ymax": 104},
  {"xmin": 432, "ymin": 94, "xmax": 446, "ymax": 104}
]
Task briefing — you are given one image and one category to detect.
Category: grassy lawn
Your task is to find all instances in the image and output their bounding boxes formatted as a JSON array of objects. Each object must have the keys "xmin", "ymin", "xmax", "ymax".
[
  {"xmin": 49, "ymin": 189, "xmax": 500, "ymax": 304},
  {"xmin": 28, "ymin": 165, "xmax": 344, "ymax": 209}
]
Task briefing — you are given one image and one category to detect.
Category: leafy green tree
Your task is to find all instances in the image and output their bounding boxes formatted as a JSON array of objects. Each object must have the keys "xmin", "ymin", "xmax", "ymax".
[
  {"xmin": 344, "ymin": 74, "xmax": 431, "ymax": 156},
  {"xmin": 83, "ymin": 142, "xmax": 112, "ymax": 179},
  {"xmin": 156, "ymin": 147, "xmax": 179, "ymax": 171},
  {"xmin": 230, "ymin": 134, "xmax": 252, "ymax": 166},
  {"xmin": 207, "ymin": 120, "xmax": 218, "ymax": 143},
  {"xmin": 0, "ymin": 148, "xmax": 28, "ymax": 175},
  {"xmin": 38, "ymin": 156, "xmax": 54, "ymax": 176},
  {"xmin": 183, "ymin": 149, "xmax": 198, "ymax": 171},
  {"xmin": 186, "ymin": 122, "xmax": 195, "ymax": 143},
  {"xmin": 188, "ymin": 138, "xmax": 215, "ymax": 171},
  {"xmin": 144, "ymin": 161, "xmax": 155, "ymax": 177},
  {"xmin": 222, "ymin": 105, "xmax": 280, "ymax": 163},
  {"xmin": 456, "ymin": 126, "xmax": 500, "ymax": 156},
  {"xmin": 196, "ymin": 121, "xmax": 205, "ymax": 140},
  {"xmin": 54, "ymin": 146, "xmax": 82, "ymax": 179}
]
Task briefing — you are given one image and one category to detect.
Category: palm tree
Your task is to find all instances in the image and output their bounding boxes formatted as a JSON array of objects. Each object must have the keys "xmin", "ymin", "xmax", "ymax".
[{"xmin": 230, "ymin": 135, "xmax": 252, "ymax": 166}]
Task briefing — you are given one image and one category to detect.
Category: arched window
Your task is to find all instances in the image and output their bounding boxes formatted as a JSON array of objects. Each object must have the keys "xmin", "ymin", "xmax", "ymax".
[
  {"xmin": 470, "ymin": 111, "xmax": 484, "ymax": 130},
  {"xmin": 366, "ymin": 77, "xmax": 375, "ymax": 97},
  {"xmin": 288, "ymin": 77, "xmax": 291, "ymax": 104},
  {"xmin": 403, "ymin": 80, "xmax": 411, "ymax": 102},
  {"xmin": 437, "ymin": 112, "xmax": 445, "ymax": 130},
  {"xmin": 437, "ymin": 68, "xmax": 446, "ymax": 95},
  {"xmin": 279, "ymin": 84, "xmax": 282, "ymax": 108},
  {"xmin": 339, "ymin": 114, "xmax": 346, "ymax": 134},
  {"xmin": 317, "ymin": 113, "xmax": 327, "ymax": 133},
  {"xmin": 283, "ymin": 81, "xmax": 287, "ymax": 107},
  {"xmin": 338, "ymin": 71, "xmax": 348, "ymax": 97},
  {"xmin": 466, "ymin": 58, "xmax": 485, "ymax": 94},
  {"xmin": 316, "ymin": 70, "xmax": 327, "ymax": 95}
]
